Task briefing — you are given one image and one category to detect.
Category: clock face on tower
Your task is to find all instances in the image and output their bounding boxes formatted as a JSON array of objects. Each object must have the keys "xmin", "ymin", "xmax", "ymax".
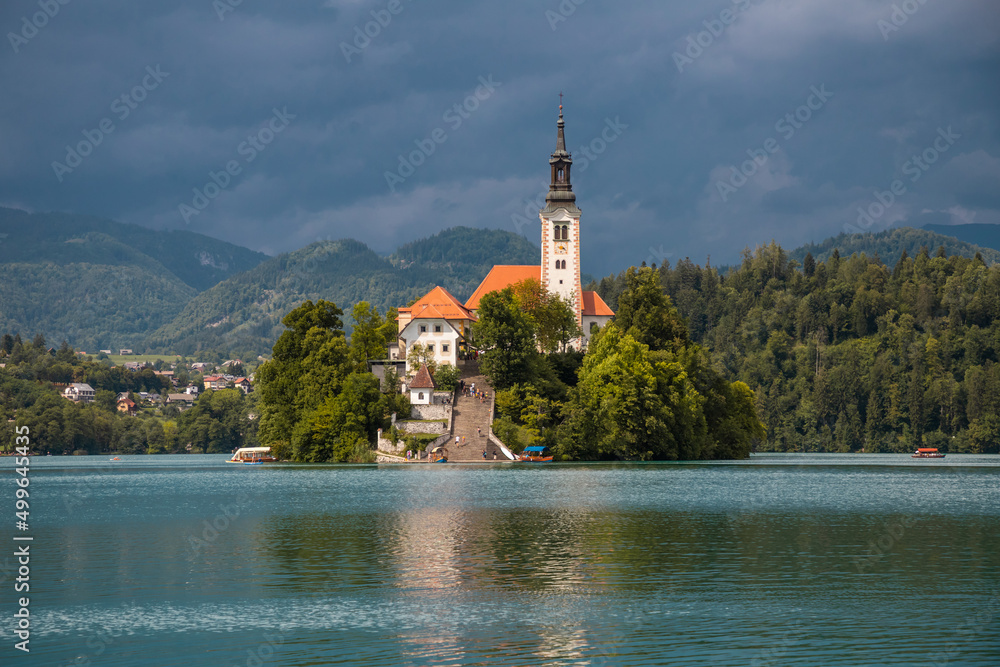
[{"xmin": 555, "ymin": 242, "xmax": 568, "ymax": 255}]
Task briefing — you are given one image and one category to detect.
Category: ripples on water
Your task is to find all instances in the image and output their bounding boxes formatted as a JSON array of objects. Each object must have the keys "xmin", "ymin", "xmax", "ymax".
[{"xmin": 5, "ymin": 454, "xmax": 999, "ymax": 666}]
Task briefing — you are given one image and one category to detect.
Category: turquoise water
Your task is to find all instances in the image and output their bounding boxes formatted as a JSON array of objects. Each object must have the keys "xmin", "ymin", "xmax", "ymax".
[{"xmin": 2, "ymin": 454, "xmax": 999, "ymax": 666}]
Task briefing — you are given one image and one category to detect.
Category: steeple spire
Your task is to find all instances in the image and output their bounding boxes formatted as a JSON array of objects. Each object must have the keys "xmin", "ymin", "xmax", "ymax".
[{"xmin": 544, "ymin": 97, "xmax": 579, "ymax": 215}]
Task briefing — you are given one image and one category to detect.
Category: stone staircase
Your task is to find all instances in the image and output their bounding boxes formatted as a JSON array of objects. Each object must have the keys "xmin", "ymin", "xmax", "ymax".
[{"xmin": 448, "ymin": 363, "xmax": 500, "ymax": 461}]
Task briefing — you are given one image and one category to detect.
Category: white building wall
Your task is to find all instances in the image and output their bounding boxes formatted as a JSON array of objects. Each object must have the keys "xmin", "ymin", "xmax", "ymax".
[
  {"xmin": 582, "ymin": 315, "xmax": 613, "ymax": 347},
  {"xmin": 403, "ymin": 318, "xmax": 461, "ymax": 371}
]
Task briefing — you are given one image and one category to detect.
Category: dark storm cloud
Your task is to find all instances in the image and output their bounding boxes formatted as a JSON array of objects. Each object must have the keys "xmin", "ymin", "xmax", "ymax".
[{"xmin": 1, "ymin": 0, "xmax": 998, "ymax": 275}]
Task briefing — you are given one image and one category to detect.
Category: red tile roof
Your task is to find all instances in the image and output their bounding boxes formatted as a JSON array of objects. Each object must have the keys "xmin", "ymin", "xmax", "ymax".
[
  {"xmin": 409, "ymin": 363, "xmax": 436, "ymax": 389},
  {"xmin": 400, "ymin": 286, "xmax": 477, "ymax": 321},
  {"xmin": 582, "ymin": 291, "xmax": 615, "ymax": 317},
  {"xmin": 465, "ymin": 266, "xmax": 541, "ymax": 310}
]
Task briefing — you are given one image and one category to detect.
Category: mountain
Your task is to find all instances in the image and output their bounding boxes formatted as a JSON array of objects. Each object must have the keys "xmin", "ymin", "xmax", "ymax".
[
  {"xmin": 146, "ymin": 227, "xmax": 540, "ymax": 357},
  {"xmin": 0, "ymin": 260, "xmax": 196, "ymax": 352},
  {"xmin": 922, "ymin": 223, "xmax": 1000, "ymax": 255},
  {"xmin": 0, "ymin": 207, "xmax": 271, "ymax": 351},
  {"xmin": 787, "ymin": 227, "xmax": 1000, "ymax": 268},
  {"xmin": 0, "ymin": 208, "xmax": 268, "ymax": 291}
]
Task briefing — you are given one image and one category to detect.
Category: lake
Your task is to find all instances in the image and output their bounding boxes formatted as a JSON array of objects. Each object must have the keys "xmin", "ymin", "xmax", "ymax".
[{"xmin": 3, "ymin": 453, "xmax": 999, "ymax": 666}]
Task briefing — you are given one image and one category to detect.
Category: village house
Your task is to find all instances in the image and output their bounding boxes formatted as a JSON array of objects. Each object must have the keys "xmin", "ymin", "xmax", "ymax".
[
  {"xmin": 117, "ymin": 398, "xmax": 138, "ymax": 416},
  {"xmin": 233, "ymin": 377, "xmax": 252, "ymax": 394},
  {"xmin": 203, "ymin": 375, "xmax": 230, "ymax": 390},
  {"xmin": 166, "ymin": 394, "xmax": 196, "ymax": 411},
  {"xmin": 396, "ymin": 287, "xmax": 477, "ymax": 372},
  {"xmin": 63, "ymin": 383, "xmax": 95, "ymax": 403},
  {"xmin": 408, "ymin": 364, "xmax": 436, "ymax": 406}
]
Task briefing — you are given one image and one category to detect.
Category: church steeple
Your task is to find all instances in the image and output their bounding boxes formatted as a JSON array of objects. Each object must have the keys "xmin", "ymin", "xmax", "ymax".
[{"xmin": 544, "ymin": 99, "xmax": 580, "ymax": 215}]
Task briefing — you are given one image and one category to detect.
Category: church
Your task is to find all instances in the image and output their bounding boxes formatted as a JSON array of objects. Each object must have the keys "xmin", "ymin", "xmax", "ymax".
[{"xmin": 396, "ymin": 107, "xmax": 614, "ymax": 370}]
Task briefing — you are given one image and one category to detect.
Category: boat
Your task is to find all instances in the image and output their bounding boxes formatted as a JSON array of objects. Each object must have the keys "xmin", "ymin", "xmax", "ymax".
[
  {"xmin": 228, "ymin": 447, "xmax": 278, "ymax": 464},
  {"xmin": 109, "ymin": 457, "xmax": 121, "ymax": 461},
  {"xmin": 912, "ymin": 447, "xmax": 945, "ymax": 458},
  {"xmin": 429, "ymin": 446, "xmax": 448, "ymax": 463},
  {"xmin": 518, "ymin": 445, "xmax": 554, "ymax": 462}
]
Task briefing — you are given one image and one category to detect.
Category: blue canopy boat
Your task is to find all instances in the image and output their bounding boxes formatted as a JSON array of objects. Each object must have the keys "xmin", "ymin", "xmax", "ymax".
[{"xmin": 518, "ymin": 446, "xmax": 553, "ymax": 463}]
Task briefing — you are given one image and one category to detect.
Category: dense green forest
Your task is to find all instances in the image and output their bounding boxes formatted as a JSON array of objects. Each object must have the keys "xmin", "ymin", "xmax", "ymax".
[
  {"xmin": 0, "ymin": 261, "xmax": 196, "ymax": 352},
  {"xmin": 0, "ymin": 207, "xmax": 268, "ymax": 290},
  {"xmin": 592, "ymin": 239, "xmax": 1000, "ymax": 453},
  {"xmin": 478, "ymin": 273, "xmax": 764, "ymax": 460},
  {"xmin": 0, "ymin": 207, "xmax": 267, "ymax": 352},
  {"xmin": 0, "ymin": 335, "xmax": 256, "ymax": 455},
  {"xmin": 254, "ymin": 300, "xmax": 408, "ymax": 463},
  {"xmin": 146, "ymin": 228, "xmax": 539, "ymax": 358}
]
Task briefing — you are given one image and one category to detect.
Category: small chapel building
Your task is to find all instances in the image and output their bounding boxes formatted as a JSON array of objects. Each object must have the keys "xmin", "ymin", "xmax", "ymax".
[{"xmin": 397, "ymin": 106, "xmax": 614, "ymax": 371}]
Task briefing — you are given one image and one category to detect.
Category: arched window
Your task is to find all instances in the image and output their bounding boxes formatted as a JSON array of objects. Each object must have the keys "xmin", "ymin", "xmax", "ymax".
[
  {"xmin": 555, "ymin": 260, "xmax": 560, "ymax": 270},
  {"xmin": 418, "ymin": 392, "xmax": 424, "ymax": 401},
  {"xmin": 553, "ymin": 224, "xmax": 561, "ymax": 240},
  {"xmin": 562, "ymin": 260, "xmax": 567, "ymax": 269},
  {"xmin": 561, "ymin": 226, "xmax": 569, "ymax": 240},
  {"xmin": 557, "ymin": 168, "xmax": 564, "ymax": 182}
]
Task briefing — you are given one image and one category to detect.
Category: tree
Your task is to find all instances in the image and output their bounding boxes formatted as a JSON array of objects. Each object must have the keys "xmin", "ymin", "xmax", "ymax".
[
  {"xmin": 803, "ymin": 252, "xmax": 816, "ymax": 277},
  {"xmin": 350, "ymin": 302, "xmax": 394, "ymax": 370},
  {"xmin": 509, "ymin": 279, "xmax": 582, "ymax": 352},
  {"xmin": 473, "ymin": 288, "xmax": 538, "ymax": 390},
  {"xmin": 406, "ymin": 343, "xmax": 436, "ymax": 376},
  {"xmin": 433, "ymin": 363, "xmax": 461, "ymax": 391},
  {"xmin": 257, "ymin": 300, "xmax": 348, "ymax": 448},
  {"xmin": 561, "ymin": 325, "xmax": 679, "ymax": 460},
  {"xmin": 613, "ymin": 267, "xmax": 689, "ymax": 352},
  {"xmin": 95, "ymin": 389, "xmax": 117, "ymax": 413},
  {"xmin": 291, "ymin": 373, "xmax": 386, "ymax": 462}
]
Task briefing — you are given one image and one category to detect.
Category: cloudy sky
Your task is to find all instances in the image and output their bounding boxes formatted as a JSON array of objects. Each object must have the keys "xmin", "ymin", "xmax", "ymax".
[{"xmin": 1, "ymin": 0, "xmax": 998, "ymax": 274}]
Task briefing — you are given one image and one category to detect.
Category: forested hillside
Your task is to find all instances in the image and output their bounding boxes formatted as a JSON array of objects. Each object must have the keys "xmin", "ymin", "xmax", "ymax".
[
  {"xmin": 0, "ymin": 261, "xmax": 196, "ymax": 352},
  {"xmin": 146, "ymin": 228, "xmax": 539, "ymax": 358},
  {"xmin": 0, "ymin": 208, "xmax": 268, "ymax": 351},
  {"xmin": 0, "ymin": 208, "xmax": 268, "ymax": 290},
  {"xmin": 922, "ymin": 223, "xmax": 1000, "ymax": 255},
  {"xmin": 594, "ymin": 236, "xmax": 1000, "ymax": 453},
  {"xmin": 788, "ymin": 227, "xmax": 1000, "ymax": 269},
  {"xmin": 0, "ymin": 210, "xmax": 538, "ymax": 358}
]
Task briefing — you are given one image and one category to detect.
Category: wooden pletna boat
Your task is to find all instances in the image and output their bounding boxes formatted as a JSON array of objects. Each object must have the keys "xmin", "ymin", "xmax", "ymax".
[
  {"xmin": 912, "ymin": 447, "xmax": 945, "ymax": 458},
  {"xmin": 518, "ymin": 445, "xmax": 554, "ymax": 462},
  {"xmin": 429, "ymin": 446, "xmax": 448, "ymax": 463},
  {"xmin": 229, "ymin": 447, "xmax": 278, "ymax": 464}
]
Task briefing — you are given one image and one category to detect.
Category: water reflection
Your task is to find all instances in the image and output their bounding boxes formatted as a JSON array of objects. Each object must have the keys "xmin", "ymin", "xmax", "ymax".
[{"xmin": 19, "ymin": 457, "xmax": 1000, "ymax": 666}]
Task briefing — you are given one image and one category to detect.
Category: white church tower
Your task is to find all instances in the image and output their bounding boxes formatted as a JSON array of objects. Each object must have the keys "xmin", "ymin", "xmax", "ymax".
[{"xmin": 539, "ymin": 102, "xmax": 583, "ymax": 330}]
